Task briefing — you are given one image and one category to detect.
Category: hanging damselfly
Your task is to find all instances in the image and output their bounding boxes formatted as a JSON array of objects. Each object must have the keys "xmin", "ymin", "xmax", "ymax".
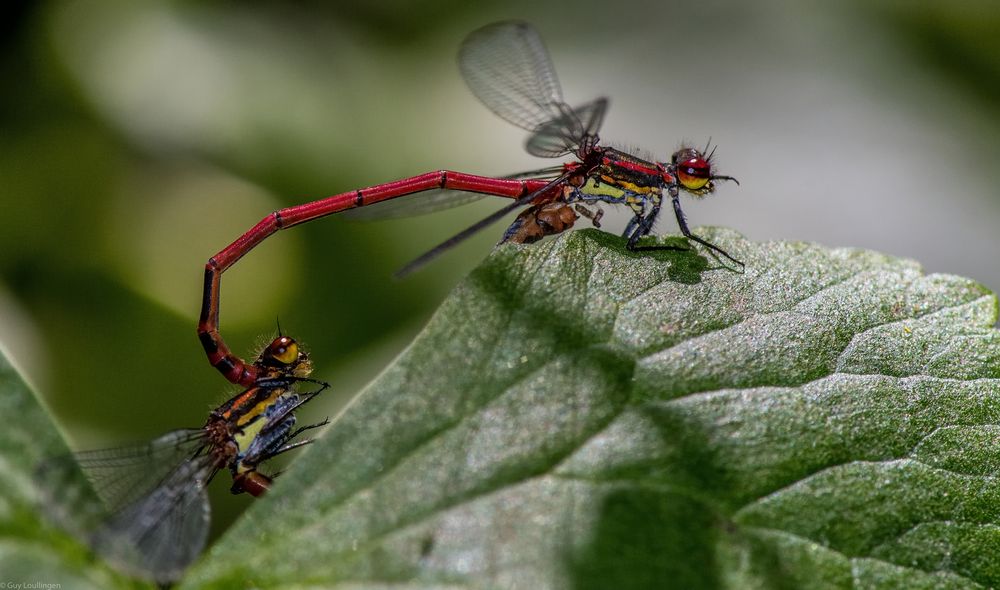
[{"xmin": 37, "ymin": 336, "xmax": 328, "ymax": 583}]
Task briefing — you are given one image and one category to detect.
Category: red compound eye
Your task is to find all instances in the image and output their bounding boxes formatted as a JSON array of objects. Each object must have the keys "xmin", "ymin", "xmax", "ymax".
[{"xmin": 676, "ymin": 156, "xmax": 711, "ymax": 191}]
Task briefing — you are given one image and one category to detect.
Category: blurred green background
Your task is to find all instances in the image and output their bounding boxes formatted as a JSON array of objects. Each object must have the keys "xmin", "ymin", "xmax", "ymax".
[{"xmin": 2, "ymin": 0, "xmax": 999, "ymax": 535}]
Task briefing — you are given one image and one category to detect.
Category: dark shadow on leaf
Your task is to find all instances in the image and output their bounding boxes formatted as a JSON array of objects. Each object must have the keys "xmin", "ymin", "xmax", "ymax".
[
  {"xmin": 575, "ymin": 230, "xmax": 710, "ymax": 285},
  {"xmin": 471, "ymin": 234, "xmax": 617, "ymax": 344},
  {"xmin": 633, "ymin": 235, "xmax": 742, "ymax": 285},
  {"xmin": 653, "ymin": 237, "xmax": 710, "ymax": 285},
  {"xmin": 643, "ymin": 403, "xmax": 732, "ymax": 502},
  {"xmin": 564, "ymin": 382, "xmax": 744, "ymax": 589},
  {"xmin": 567, "ymin": 487, "xmax": 721, "ymax": 590},
  {"xmin": 734, "ymin": 530, "xmax": 806, "ymax": 590}
]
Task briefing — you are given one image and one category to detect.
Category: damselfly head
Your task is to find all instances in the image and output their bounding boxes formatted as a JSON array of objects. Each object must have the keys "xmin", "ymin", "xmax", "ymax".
[
  {"xmin": 669, "ymin": 146, "xmax": 738, "ymax": 196},
  {"xmin": 256, "ymin": 335, "xmax": 312, "ymax": 378}
]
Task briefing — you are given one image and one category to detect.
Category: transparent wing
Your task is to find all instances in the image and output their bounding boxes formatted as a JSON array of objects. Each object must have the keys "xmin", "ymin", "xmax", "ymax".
[
  {"xmin": 73, "ymin": 429, "xmax": 207, "ymax": 513},
  {"xmin": 460, "ymin": 21, "xmax": 606, "ymax": 158},
  {"xmin": 36, "ymin": 429, "xmax": 207, "ymax": 533},
  {"xmin": 36, "ymin": 429, "xmax": 215, "ymax": 583},
  {"xmin": 90, "ymin": 457, "xmax": 212, "ymax": 583},
  {"xmin": 525, "ymin": 98, "xmax": 609, "ymax": 157},
  {"xmin": 395, "ymin": 170, "xmax": 574, "ymax": 277},
  {"xmin": 459, "ymin": 21, "xmax": 565, "ymax": 132},
  {"xmin": 503, "ymin": 165, "xmax": 566, "ymax": 179}
]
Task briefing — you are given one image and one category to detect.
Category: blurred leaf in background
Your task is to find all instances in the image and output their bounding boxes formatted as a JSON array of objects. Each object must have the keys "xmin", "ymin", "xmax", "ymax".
[{"xmin": 876, "ymin": 0, "xmax": 1000, "ymax": 118}]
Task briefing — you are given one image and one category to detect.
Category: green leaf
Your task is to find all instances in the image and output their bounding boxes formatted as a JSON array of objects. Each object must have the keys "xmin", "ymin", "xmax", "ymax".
[
  {"xmin": 12, "ymin": 229, "xmax": 1000, "ymax": 587},
  {"xmin": 0, "ymin": 348, "xmax": 148, "ymax": 588},
  {"xmin": 170, "ymin": 228, "xmax": 1000, "ymax": 589}
]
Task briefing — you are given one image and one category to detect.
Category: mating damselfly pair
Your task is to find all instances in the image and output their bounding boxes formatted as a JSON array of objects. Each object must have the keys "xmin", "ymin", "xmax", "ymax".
[
  {"xmin": 38, "ymin": 20, "xmax": 741, "ymax": 583},
  {"xmin": 198, "ymin": 20, "xmax": 740, "ymax": 388}
]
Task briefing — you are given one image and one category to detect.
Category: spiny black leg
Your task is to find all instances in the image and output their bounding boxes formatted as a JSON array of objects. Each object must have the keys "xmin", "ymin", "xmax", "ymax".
[
  {"xmin": 255, "ymin": 376, "xmax": 330, "ymax": 389},
  {"xmin": 265, "ymin": 434, "xmax": 323, "ymax": 461},
  {"xmin": 293, "ymin": 377, "xmax": 331, "ymax": 389},
  {"xmin": 258, "ymin": 384, "xmax": 331, "ymax": 435},
  {"xmin": 300, "ymin": 382, "xmax": 331, "ymax": 402},
  {"xmin": 271, "ymin": 386, "xmax": 330, "ymax": 423},
  {"xmin": 574, "ymin": 204, "xmax": 603, "ymax": 228},
  {"xmin": 623, "ymin": 214, "xmax": 641, "ymax": 246},
  {"xmin": 287, "ymin": 418, "xmax": 330, "ymax": 441},
  {"xmin": 670, "ymin": 193, "xmax": 744, "ymax": 269},
  {"xmin": 258, "ymin": 419, "xmax": 330, "ymax": 464},
  {"xmin": 625, "ymin": 211, "xmax": 689, "ymax": 253}
]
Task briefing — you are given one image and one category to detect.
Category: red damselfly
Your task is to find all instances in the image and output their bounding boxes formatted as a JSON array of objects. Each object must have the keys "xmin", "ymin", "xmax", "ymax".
[
  {"xmin": 199, "ymin": 20, "xmax": 741, "ymax": 387},
  {"xmin": 37, "ymin": 336, "xmax": 328, "ymax": 583}
]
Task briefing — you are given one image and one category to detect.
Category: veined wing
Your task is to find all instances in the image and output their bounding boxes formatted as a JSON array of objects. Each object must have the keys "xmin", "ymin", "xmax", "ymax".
[
  {"xmin": 459, "ymin": 21, "xmax": 604, "ymax": 157},
  {"xmin": 395, "ymin": 170, "xmax": 573, "ymax": 277},
  {"xmin": 525, "ymin": 98, "xmax": 608, "ymax": 157},
  {"xmin": 36, "ymin": 429, "xmax": 213, "ymax": 582},
  {"xmin": 72, "ymin": 428, "xmax": 208, "ymax": 513},
  {"xmin": 459, "ymin": 21, "xmax": 565, "ymax": 132},
  {"xmin": 90, "ymin": 455, "xmax": 212, "ymax": 583}
]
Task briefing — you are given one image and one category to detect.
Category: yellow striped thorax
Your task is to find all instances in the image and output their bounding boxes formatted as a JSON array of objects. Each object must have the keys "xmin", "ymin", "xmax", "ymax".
[{"xmin": 570, "ymin": 147, "xmax": 667, "ymax": 209}]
